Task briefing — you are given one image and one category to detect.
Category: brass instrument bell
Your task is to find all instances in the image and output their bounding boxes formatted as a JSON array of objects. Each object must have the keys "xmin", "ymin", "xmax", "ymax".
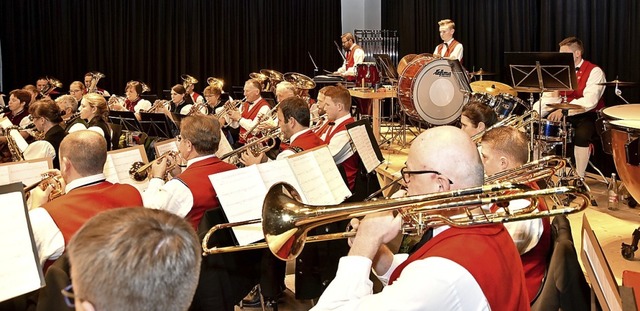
[
  {"xmin": 182, "ymin": 74, "xmax": 199, "ymax": 90},
  {"xmin": 207, "ymin": 77, "xmax": 224, "ymax": 89}
]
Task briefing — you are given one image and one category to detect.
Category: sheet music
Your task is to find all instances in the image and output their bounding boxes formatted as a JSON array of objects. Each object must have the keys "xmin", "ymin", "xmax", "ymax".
[
  {"xmin": 287, "ymin": 151, "xmax": 336, "ymax": 205},
  {"xmin": 311, "ymin": 147, "xmax": 352, "ymax": 203},
  {"xmin": 155, "ymin": 139, "xmax": 178, "ymax": 156},
  {"xmin": 0, "ymin": 187, "xmax": 44, "ymax": 301},
  {"xmin": 209, "ymin": 165, "xmax": 267, "ymax": 245},
  {"xmin": 0, "ymin": 159, "xmax": 51, "ymax": 187},
  {"xmin": 256, "ymin": 159, "xmax": 307, "ymax": 203},
  {"xmin": 348, "ymin": 124, "xmax": 382, "ymax": 173},
  {"xmin": 215, "ymin": 130, "xmax": 234, "ymax": 163},
  {"xmin": 104, "ymin": 147, "xmax": 149, "ymax": 194}
]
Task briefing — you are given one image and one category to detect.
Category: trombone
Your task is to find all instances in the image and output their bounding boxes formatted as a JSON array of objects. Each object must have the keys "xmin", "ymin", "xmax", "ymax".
[
  {"xmin": 472, "ymin": 110, "xmax": 539, "ymax": 143},
  {"xmin": 202, "ymin": 181, "xmax": 590, "ymax": 260}
]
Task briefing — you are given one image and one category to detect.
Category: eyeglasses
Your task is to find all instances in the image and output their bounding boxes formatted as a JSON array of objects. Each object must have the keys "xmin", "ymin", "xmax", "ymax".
[
  {"xmin": 61, "ymin": 284, "xmax": 76, "ymax": 307},
  {"xmin": 400, "ymin": 167, "xmax": 453, "ymax": 185}
]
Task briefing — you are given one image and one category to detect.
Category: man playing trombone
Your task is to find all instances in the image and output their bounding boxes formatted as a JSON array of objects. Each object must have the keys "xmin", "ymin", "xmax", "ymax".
[
  {"xmin": 313, "ymin": 126, "xmax": 529, "ymax": 310},
  {"xmin": 481, "ymin": 126, "xmax": 551, "ymax": 303}
]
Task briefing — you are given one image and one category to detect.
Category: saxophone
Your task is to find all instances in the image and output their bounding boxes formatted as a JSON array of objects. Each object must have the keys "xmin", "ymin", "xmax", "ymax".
[{"xmin": 5, "ymin": 127, "xmax": 25, "ymax": 161}]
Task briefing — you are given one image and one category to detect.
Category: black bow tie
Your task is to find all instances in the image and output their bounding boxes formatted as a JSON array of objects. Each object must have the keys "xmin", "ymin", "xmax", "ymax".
[
  {"xmin": 575, "ymin": 67, "xmax": 580, "ymax": 71},
  {"xmin": 327, "ymin": 122, "xmax": 336, "ymax": 126}
]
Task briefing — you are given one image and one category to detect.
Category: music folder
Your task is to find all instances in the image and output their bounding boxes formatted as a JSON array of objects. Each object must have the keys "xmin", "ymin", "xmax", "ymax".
[{"xmin": 0, "ymin": 182, "xmax": 45, "ymax": 302}]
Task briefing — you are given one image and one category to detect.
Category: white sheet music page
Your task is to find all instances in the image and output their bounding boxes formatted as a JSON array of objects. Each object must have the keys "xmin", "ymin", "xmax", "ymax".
[
  {"xmin": 286, "ymin": 148, "xmax": 343, "ymax": 205},
  {"xmin": 104, "ymin": 146, "xmax": 149, "ymax": 194},
  {"xmin": 348, "ymin": 124, "xmax": 381, "ymax": 173},
  {"xmin": 0, "ymin": 159, "xmax": 52, "ymax": 187},
  {"xmin": 155, "ymin": 139, "xmax": 178, "ymax": 156},
  {"xmin": 311, "ymin": 146, "xmax": 352, "ymax": 203},
  {"xmin": 209, "ymin": 165, "xmax": 267, "ymax": 245},
  {"xmin": 215, "ymin": 129, "xmax": 234, "ymax": 163},
  {"xmin": 256, "ymin": 159, "xmax": 308, "ymax": 203},
  {"xmin": 0, "ymin": 187, "xmax": 44, "ymax": 301}
]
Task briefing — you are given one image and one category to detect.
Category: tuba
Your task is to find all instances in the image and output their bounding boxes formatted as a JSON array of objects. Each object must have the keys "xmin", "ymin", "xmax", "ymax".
[{"xmin": 182, "ymin": 74, "xmax": 198, "ymax": 90}]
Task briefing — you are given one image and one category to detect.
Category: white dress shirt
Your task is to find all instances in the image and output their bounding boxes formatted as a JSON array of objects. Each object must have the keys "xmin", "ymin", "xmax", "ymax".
[
  {"xmin": 500, "ymin": 199, "xmax": 544, "ymax": 254},
  {"xmin": 227, "ymin": 98, "xmax": 271, "ymax": 131},
  {"xmin": 532, "ymin": 59, "xmax": 606, "ymax": 117},
  {"xmin": 433, "ymin": 38, "xmax": 464, "ymax": 61},
  {"xmin": 276, "ymin": 128, "xmax": 312, "ymax": 160},
  {"xmin": 321, "ymin": 114, "xmax": 355, "ymax": 165},
  {"xmin": 337, "ymin": 45, "xmax": 365, "ymax": 77},
  {"xmin": 142, "ymin": 154, "xmax": 217, "ymax": 217},
  {"xmin": 28, "ymin": 173, "xmax": 107, "ymax": 265},
  {"xmin": 133, "ymin": 99, "xmax": 152, "ymax": 113},
  {"xmin": 311, "ymin": 225, "xmax": 490, "ymax": 311}
]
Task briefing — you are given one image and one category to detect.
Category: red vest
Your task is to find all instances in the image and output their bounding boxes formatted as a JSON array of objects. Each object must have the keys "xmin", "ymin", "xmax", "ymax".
[
  {"xmin": 174, "ymin": 157, "xmax": 236, "ymax": 229},
  {"xmin": 44, "ymin": 181, "xmax": 143, "ymax": 244},
  {"xmin": 324, "ymin": 117, "xmax": 360, "ymax": 190},
  {"xmin": 490, "ymin": 182, "xmax": 551, "ymax": 302},
  {"xmin": 239, "ymin": 98, "xmax": 270, "ymax": 143},
  {"xmin": 389, "ymin": 225, "xmax": 529, "ymax": 311},
  {"xmin": 313, "ymin": 119, "xmax": 332, "ymax": 137},
  {"xmin": 345, "ymin": 44, "xmax": 362, "ymax": 82},
  {"xmin": 561, "ymin": 60, "xmax": 605, "ymax": 111},
  {"xmin": 288, "ymin": 130, "xmax": 325, "ymax": 152},
  {"xmin": 437, "ymin": 39, "xmax": 462, "ymax": 62}
]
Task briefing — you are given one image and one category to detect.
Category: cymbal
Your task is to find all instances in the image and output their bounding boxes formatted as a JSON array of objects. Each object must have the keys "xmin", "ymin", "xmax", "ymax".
[
  {"xmin": 547, "ymin": 103, "xmax": 584, "ymax": 110},
  {"xmin": 470, "ymin": 68, "xmax": 496, "ymax": 76},
  {"xmin": 597, "ymin": 80, "xmax": 637, "ymax": 87},
  {"xmin": 470, "ymin": 81, "xmax": 517, "ymax": 96}
]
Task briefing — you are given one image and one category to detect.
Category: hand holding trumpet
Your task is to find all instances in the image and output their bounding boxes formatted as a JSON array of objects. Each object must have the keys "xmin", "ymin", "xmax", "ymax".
[
  {"xmin": 27, "ymin": 170, "xmax": 66, "ymax": 209},
  {"xmin": 150, "ymin": 152, "xmax": 182, "ymax": 180}
]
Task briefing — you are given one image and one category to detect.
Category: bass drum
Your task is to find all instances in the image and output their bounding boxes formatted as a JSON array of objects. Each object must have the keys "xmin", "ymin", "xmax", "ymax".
[
  {"xmin": 610, "ymin": 120, "xmax": 640, "ymax": 202},
  {"xmin": 397, "ymin": 56, "xmax": 471, "ymax": 125}
]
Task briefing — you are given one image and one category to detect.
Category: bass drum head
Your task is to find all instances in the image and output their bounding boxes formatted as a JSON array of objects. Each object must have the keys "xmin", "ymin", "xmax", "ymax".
[{"xmin": 398, "ymin": 58, "xmax": 470, "ymax": 125}]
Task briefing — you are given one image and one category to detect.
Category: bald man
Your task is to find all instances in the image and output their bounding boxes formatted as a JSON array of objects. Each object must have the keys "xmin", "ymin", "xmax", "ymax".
[{"xmin": 313, "ymin": 126, "xmax": 528, "ymax": 310}]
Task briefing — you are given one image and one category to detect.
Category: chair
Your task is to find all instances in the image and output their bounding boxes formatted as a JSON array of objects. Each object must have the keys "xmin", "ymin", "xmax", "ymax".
[{"xmin": 530, "ymin": 215, "xmax": 590, "ymax": 310}]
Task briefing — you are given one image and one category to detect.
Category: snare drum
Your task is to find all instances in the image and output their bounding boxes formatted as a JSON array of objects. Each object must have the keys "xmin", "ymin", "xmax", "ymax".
[
  {"xmin": 609, "ymin": 120, "xmax": 640, "ymax": 201},
  {"xmin": 492, "ymin": 94, "xmax": 527, "ymax": 120},
  {"xmin": 531, "ymin": 120, "xmax": 574, "ymax": 143},
  {"xmin": 397, "ymin": 57, "xmax": 471, "ymax": 125},
  {"xmin": 355, "ymin": 62, "xmax": 380, "ymax": 88}
]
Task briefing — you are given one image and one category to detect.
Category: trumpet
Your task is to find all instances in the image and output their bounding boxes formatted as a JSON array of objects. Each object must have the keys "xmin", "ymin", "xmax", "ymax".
[
  {"xmin": 24, "ymin": 172, "xmax": 65, "ymax": 201},
  {"xmin": 202, "ymin": 181, "xmax": 590, "ymax": 259},
  {"xmin": 108, "ymin": 95, "xmax": 127, "ymax": 110},
  {"xmin": 214, "ymin": 98, "xmax": 244, "ymax": 119},
  {"xmin": 188, "ymin": 102, "xmax": 208, "ymax": 116},
  {"xmin": 145, "ymin": 100, "xmax": 171, "ymax": 113},
  {"xmin": 220, "ymin": 128, "xmax": 281, "ymax": 160},
  {"xmin": 129, "ymin": 151, "xmax": 180, "ymax": 182},
  {"xmin": 241, "ymin": 101, "xmax": 281, "ymax": 141}
]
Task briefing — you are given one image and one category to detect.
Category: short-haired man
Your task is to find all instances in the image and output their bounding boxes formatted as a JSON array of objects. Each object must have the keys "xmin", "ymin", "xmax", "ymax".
[
  {"xmin": 275, "ymin": 81, "xmax": 297, "ymax": 104},
  {"xmin": 533, "ymin": 36, "xmax": 606, "ymax": 177},
  {"xmin": 335, "ymin": 32, "xmax": 365, "ymax": 80},
  {"xmin": 434, "ymin": 19, "xmax": 464, "ymax": 61},
  {"xmin": 481, "ymin": 125, "xmax": 551, "ymax": 302},
  {"xmin": 28, "ymin": 130, "xmax": 144, "ymax": 266},
  {"xmin": 312, "ymin": 86, "xmax": 331, "ymax": 135},
  {"xmin": 66, "ymin": 208, "xmax": 200, "ymax": 311},
  {"xmin": 313, "ymin": 126, "xmax": 528, "ymax": 310},
  {"xmin": 83, "ymin": 72, "xmax": 110, "ymax": 96},
  {"xmin": 321, "ymin": 85, "xmax": 360, "ymax": 190},
  {"xmin": 144, "ymin": 114, "xmax": 236, "ymax": 229},
  {"xmin": 226, "ymin": 79, "xmax": 271, "ymax": 146}
]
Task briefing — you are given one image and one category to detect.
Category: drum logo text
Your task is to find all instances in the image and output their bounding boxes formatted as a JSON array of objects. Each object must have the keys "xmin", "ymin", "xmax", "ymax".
[{"xmin": 433, "ymin": 69, "xmax": 452, "ymax": 77}]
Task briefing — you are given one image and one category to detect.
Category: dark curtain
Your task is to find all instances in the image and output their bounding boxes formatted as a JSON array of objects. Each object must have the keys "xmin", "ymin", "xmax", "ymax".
[
  {"xmin": 382, "ymin": 0, "xmax": 640, "ymax": 103},
  {"xmin": 0, "ymin": 0, "xmax": 343, "ymax": 97}
]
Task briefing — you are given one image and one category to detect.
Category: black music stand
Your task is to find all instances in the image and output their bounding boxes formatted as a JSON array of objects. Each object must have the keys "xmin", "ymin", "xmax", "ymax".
[
  {"xmin": 108, "ymin": 110, "xmax": 142, "ymax": 132},
  {"xmin": 505, "ymin": 52, "xmax": 577, "ymax": 160},
  {"xmin": 139, "ymin": 112, "xmax": 178, "ymax": 138}
]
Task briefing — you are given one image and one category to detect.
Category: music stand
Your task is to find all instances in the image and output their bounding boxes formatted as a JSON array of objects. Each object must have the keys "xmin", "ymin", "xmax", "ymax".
[
  {"xmin": 373, "ymin": 53, "xmax": 398, "ymax": 82},
  {"xmin": 108, "ymin": 110, "xmax": 142, "ymax": 132},
  {"xmin": 139, "ymin": 112, "xmax": 178, "ymax": 138},
  {"xmin": 505, "ymin": 52, "xmax": 577, "ymax": 161}
]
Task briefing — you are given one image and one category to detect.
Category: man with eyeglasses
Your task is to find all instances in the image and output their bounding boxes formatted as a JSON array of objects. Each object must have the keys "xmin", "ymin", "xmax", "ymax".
[
  {"xmin": 334, "ymin": 32, "xmax": 364, "ymax": 80},
  {"xmin": 64, "ymin": 208, "xmax": 200, "ymax": 311},
  {"xmin": 481, "ymin": 126, "xmax": 551, "ymax": 303},
  {"xmin": 313, "ymin": 126, "xmax": 528, "ymax": 310},
  {"xmin": 68, "ymin": 81, "xmax": 85, "ymax": 112}
]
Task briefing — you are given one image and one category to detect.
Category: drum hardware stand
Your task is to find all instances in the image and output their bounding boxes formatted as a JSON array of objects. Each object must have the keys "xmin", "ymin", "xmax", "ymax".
[{"xmin": 621, "ymin": 227, "xmax": 640, "ymax": 260}]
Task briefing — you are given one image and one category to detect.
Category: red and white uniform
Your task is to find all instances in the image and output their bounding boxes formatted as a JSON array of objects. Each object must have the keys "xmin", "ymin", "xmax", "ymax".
[
  {"xmin": 277, "ymin": 129, "xmax": 325, "ymax": 160},
  {"xmin": 321, "ymin": 115, "xmax": 359, "ymax": 190},
  {"xmin": 337, "ymin": 44, "xmax": 365, "ymax": 78},
  {"xmin": 434, "ymin": 38, "xmax": 464, "ymax": 62}
]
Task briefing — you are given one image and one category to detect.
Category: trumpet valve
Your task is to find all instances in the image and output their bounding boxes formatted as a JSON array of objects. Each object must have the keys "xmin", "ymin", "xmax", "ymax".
[{"xmin": 129, "ymin": 161, "xmax": 148, "ymax": 182}]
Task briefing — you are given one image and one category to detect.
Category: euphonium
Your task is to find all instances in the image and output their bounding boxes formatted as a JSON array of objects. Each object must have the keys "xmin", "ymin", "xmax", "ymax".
[
  {"xmin": 24, "ymin": 171, "xmax": 65, "ymax": 200},
  {"xmin": 129, "ymin": 151, "xmax": 180, "ymax": 182},
  {"xmin": 220, "ymin": 128, "xmax": 281, "ymax": 160},
  {"xmin": 202, "ymin": 181, "xmax": 590, "ymax": 259},
  {"xmin": 182, "ymin": 74, "xmax": 198, "ymax": 90},
  {"xmin": 207, "ymin": 77, "xmax": 224, "ymax": 89},
  {"xmin": 40, "ymin": 77, "xmax": 63, "ymax": 97},
  {"xmin": 88, "ymin": 72, "xmax": 105, "ymax": 94}
]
